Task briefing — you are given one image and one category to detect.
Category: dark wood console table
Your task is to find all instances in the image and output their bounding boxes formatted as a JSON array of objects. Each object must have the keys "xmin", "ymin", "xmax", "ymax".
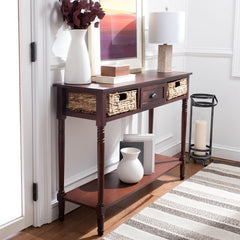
[{"xmin": 54, "ymin": 70, "xmax": 191, "ymax": 236}]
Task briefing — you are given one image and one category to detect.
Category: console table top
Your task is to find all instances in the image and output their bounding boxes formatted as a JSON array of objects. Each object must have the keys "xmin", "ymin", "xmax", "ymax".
[{"xmin": 54, "ymin": 70, "xmax": 192, "ymax": 93}]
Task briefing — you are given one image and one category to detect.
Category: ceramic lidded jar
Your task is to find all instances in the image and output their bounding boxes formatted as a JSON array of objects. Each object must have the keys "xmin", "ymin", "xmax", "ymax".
[{"xmin": 117, "ymin": 147, "xmax": 144, "ymax": 184}]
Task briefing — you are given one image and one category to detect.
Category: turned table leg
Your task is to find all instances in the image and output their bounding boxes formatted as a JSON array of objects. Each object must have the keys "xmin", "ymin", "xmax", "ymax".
[
  {"xmin": 149, "ymin": 108, "xmax": 154, "ymax": 134},
  {"xmin": 57, "ymin": 118, "xmax": 65, "ymax": 221},
  {"xmin": 96, "ymin": 126, "xmax": 106, "ymax": 236},
  {"xmin": 180, "ymin": 98, "xmax": 188, "ymax": 180}
]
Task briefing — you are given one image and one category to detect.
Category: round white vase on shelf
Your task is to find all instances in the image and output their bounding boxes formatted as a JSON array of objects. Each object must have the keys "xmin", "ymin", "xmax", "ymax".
[
  {"xmin": 117, "ymin": 147, "xmax": 144, "ymax": 184},
  {"xmin": 64, "ymin": 29, "xmax": 91, "ymax": 84}
]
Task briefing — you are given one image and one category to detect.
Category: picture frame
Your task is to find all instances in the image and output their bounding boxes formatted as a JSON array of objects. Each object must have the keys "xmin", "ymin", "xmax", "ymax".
[
  {"xmin": 120, "ymin": 141, "xmax": 144, "ymax": 165},
  {"xmin": 88, "ymin": 0, "xmax": 143, "ymax": 75},
  {"xmin": 123, "ymin": 134, "xmax": 155, "ymax": 175}
]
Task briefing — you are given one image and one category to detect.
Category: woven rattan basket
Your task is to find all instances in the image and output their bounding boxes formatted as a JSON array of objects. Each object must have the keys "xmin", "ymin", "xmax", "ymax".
[
  {"xmin": 107, "ymin": 90, "xmax": 137, "ymax": 116},
  {"xmin": 167, "ymin": 78, "xmax": 188, "ymax": 100},
  {"xmin": 68, "ymin": 92, "xmax": 96, "ymax": 114},
  {"xmin": 67, "ymin": 90, "xmax": 137, "ymax": 116}
]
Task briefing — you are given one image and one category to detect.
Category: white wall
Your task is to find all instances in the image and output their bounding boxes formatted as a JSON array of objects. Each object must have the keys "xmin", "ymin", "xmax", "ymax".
[
  {"xmin": 145, "ymin": 0, "xmax": 240, "ymax": 161},
  {"xmin": 144, "ymin": 0, "xmax": 186, "ymax": 156},
  {"xmin": 185, "ymin": 0, "xmax": 240, "ymax": 160},
  {"xmin": 48, "ymin": 0, "xmax": 240, "ymax": 220}
]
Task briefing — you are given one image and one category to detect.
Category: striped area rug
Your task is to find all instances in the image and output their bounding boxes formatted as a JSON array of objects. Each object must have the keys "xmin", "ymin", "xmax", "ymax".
[{"xmin": 102, "ymin": 163, "xmax": 240, "ymax": 240}]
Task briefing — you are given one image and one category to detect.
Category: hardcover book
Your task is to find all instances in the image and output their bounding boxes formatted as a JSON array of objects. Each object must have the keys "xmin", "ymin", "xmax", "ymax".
[
  {"xmin": 123, "ymin": 134, "xmax": 155, "ymax": 175},
  {"xmin": 92, "ymin": 74, "xmax": 136, "ymax": 84},
  {"xmin": 119, "ymin": 141, "xmax": 144, "ymax": 165}
]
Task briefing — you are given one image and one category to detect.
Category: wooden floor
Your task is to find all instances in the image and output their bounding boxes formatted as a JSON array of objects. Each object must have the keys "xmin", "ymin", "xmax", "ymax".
[{"xmin": 7, "ymin": 158, "xmax": 236, "ymax": 240}]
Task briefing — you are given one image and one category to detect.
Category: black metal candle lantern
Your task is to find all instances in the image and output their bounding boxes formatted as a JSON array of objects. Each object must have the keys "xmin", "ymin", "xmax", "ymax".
[{"xmin": 188, "ymin": 93, "xmax": 218, "ymax": 166}]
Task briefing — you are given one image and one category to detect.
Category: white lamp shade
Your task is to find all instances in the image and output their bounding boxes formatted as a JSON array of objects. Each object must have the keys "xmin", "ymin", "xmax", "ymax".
[{"xmin": 149, "ymin": 12, "xmax": 185, "ymax": 44}]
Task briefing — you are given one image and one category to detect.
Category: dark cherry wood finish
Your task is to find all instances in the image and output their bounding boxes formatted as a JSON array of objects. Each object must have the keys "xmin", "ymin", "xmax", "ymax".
[
  {"xmin": 149, "ymin": 108, "xmax": 154, "ymax": 134},
  {"xmin": 54, "ymin": 70, "xmax": 191, "ymax": 236},
  {"xmin": 63, "ymin": 155, "xmax": 179, "ymax": 208},
  {"xmin": 180, "ymin": 98, "xmax": 188, "ymax": 180}
]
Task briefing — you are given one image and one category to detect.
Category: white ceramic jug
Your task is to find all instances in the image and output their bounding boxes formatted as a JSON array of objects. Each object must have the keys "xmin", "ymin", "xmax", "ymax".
[{"xmin": 64, "ymin": 29, "xmax": 91, "ymax": 84}]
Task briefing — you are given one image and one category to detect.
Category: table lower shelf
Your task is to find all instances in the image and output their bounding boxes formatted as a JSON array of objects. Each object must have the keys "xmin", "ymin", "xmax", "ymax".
[{"xmin": 64, "ymin": 154, "xmax": 181, "ymax": 208}]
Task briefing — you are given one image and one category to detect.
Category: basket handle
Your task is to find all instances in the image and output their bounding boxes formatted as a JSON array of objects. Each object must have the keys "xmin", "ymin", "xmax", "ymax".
[
  {"xmin": 191, "ymin": 93, "xmax": 218, "ymax": 107},
  {"xmin": 119, "ymin": 93, "xmax": 127, "ymax": 101}
]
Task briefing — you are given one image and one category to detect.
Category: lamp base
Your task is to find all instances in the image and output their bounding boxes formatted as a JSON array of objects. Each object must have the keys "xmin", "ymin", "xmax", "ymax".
[{"xmin": 157, "ymin": 44, "xmax": 172, "ymax": 72}]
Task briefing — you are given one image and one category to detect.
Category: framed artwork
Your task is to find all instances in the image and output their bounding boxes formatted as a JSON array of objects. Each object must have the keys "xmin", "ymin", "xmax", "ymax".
[
  {"xmin": 123, "ymin": 134, "xmax": 155, "ymax": 175},
  {"xmin": 88, "ymin": 0, "xmax": 143, "ymax": 74},
  {"xmin": 120, "ymin": 141, "xmax": 144, "ymax": 165}
]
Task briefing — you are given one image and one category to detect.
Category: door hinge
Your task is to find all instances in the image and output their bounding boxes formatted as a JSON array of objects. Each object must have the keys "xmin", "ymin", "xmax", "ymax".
[
  {"xmin": 33, "ymin": 183, "xmax": 38, "ymax": 201},
  {"xmin": 30, "ymin": 42, "xmax": 37, "ymax": 62}
]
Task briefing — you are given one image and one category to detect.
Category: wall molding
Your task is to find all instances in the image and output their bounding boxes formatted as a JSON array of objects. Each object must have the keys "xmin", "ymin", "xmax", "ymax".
[
  {"xmin": 184, "ymin": 0, "xmax": 234, "ymax": 60},
  {"xmin": 155, "ymin": 141, "xmax": 181, "ymax": 157},
  {"xmin": 211, "ymin": 144, "xmax": 240, "ymax": 162},
  {"xmin": 50, "ymin": 57, "xmax": 65, "ymax": 71},
  {"xmin": 145, "ymin": 52, "xmax": 185, "ymax": 61},
  {"xmin": 186, "ymin": 143, "xmax": 240, "ymax": 162},
  {"xmin": 51, "ymin": 160, "xmax": 119, "ymax": 221},
  {"xmin": 145, "ymin": 47, "xmax": 233, "ymax": 61},
  {"xmin": 51, "ymin": 199, "xmax": 79, "ymax": 222},
  {"xmin": 64, "ymin": 161, "xmax": 118, "ymax": 193},
  {"xmin": 185, "ymin": 48, "xmax": 233, "ymax": 58},
  {"xmin": 232, "ymin": 0, "xmax": 240, "ymax": 77},
  {"xmin": 155, "ymin": 133, "xmax": 174, "ymax": 146}
]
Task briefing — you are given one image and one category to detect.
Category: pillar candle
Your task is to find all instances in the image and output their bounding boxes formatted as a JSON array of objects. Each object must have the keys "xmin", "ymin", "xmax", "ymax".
[{"xmin": 194, "ymin": 120, "xmax": 207, "ymax": 156}]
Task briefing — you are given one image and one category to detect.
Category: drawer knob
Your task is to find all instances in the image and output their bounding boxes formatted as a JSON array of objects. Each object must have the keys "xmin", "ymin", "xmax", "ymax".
[{"xmin": 150, "ymin": 92, "xmax": 157, "ymax": 99}]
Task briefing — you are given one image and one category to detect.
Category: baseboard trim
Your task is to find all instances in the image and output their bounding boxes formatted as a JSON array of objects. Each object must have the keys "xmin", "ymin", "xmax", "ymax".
[
  {"xmin": 51, "ymin": 199, "xmax": 79, "ymax": 221},
  {"xmin": 155, "ymin": 141, "xmax": 181, "ymax": 157},
  {"xmin": 186, "ymin": 143, "xmax": 240, "ymax": 162},
  {"xmin": 211, "ymin": 144, "xmax": 240, "ymax": 162},
  {"xmin": 155, "ymin": 133, "xmax": 174, "ymax": 146},
  {"xmin": 51, "ymin": 161, "xmax": 119, "ymax": 221},
  {"xmin": 157, "ymin": 142, "xmax": 240, "ymax": 162},
  {"xmin": 65, "ymin": 161, "xmax": 118, "ymax": 193}
]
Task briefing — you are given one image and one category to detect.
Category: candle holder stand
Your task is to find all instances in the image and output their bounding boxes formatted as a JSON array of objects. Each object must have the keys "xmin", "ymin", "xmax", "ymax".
[{"xmin": 188, "ymin": 93, "xmax": 218, "ymax": 166}]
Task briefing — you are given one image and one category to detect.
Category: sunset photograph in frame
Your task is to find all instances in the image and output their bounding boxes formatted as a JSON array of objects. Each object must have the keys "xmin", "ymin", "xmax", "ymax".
[{"xmin": 100, "ymin": 0, "xmax": 137, "ymax": 60}]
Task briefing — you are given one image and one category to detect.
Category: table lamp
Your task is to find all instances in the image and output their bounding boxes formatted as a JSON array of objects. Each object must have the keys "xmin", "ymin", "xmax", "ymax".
[{"xmin": 149, "ymin": 9, "xmax": 185, "ymax": 72}]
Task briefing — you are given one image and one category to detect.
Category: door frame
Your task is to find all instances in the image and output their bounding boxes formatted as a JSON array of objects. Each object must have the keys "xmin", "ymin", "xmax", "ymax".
[
  {"xmin": 31, "ymin": 0, "xmax": 52, "ymax": 227},
  {"xmin": 2, "ymin": 0, "xmax": 55, "ymax": 237}
]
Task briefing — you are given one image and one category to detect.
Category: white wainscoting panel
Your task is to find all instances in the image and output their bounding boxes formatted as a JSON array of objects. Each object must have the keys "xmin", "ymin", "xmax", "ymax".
[
  {"xmin": 186, "ymin": 0, "xmax": 235, "ymax": 50},
  {"xmin": 232, "ymin": 0, "xmax": 240, "ymax": 77},
  {"xmin": 185, "ymin": 48, "xmax": 233, "ymax": 58}
]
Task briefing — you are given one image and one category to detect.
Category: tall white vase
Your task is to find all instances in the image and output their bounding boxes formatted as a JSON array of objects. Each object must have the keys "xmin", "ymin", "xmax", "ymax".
[
  {"xmin": 117, "ymin": 148, "xmax": 144, "ymax": 184},
  {"xmin": 64, "ymin": 29, "xmax": 91, "ymax": 84}
]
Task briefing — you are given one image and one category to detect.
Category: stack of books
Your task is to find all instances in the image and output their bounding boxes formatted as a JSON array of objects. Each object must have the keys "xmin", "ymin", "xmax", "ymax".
[{"xmin": 92, "ymin": 65, "xmax": 136, "ymax": 84}]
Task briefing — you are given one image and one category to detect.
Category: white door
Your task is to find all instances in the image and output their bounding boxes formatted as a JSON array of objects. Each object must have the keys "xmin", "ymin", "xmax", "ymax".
[{"xmin": 0, "ymin": 0, "xmax": 33, "ymax": 239}]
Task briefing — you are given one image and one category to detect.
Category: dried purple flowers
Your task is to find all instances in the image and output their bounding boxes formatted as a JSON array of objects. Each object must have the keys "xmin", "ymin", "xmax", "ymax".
[{"xmin": 60, "ymin": 0, "xmax": 105, "ymax": 29}]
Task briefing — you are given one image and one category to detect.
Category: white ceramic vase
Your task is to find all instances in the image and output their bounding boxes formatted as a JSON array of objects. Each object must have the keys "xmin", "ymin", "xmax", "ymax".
[
  {"xmin": 117, "ymin": 147, "xmax": 144, "ymax": 184},
  {"xmin": 64, "ymin": 29, "xmax": 91, "ymax": 84}
]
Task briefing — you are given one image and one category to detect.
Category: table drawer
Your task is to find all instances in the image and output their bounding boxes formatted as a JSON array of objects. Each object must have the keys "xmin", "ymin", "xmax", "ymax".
[
  {"xmin": 141, "ymin": 84, "xmax": 165, "ymax": 108},
  {"xmin": 167, "ymin": 78, "xmax": 188, "ymax": 100}
]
